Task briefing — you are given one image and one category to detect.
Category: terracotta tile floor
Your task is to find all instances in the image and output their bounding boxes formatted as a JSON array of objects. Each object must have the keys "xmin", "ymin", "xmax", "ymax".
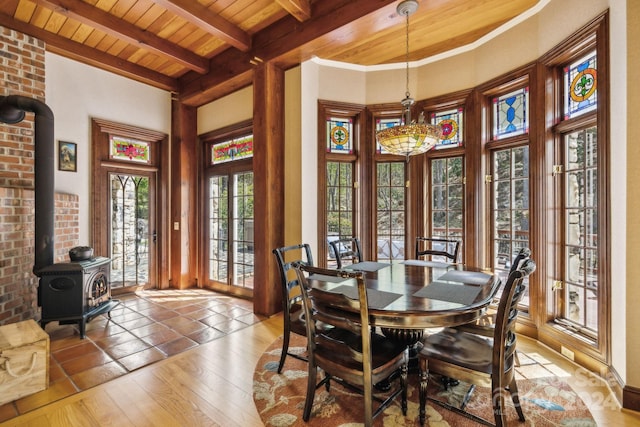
[{"xmin": 0, "ymin": 288, "xmax": 265, "ymax": 422}]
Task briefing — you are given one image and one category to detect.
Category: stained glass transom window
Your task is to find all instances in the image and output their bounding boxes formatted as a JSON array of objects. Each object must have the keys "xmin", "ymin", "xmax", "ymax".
[
  {"xmin": 493, "ymin": 87, "xmax": 529, "ymax": 139},
  {"xmin": 375, "ymin": 118, "xmax": 402, "ymax": 154},
  {"xmin": 110, "ymin": 136, "xmax": 150, "ymax": 163},
  {"xmin": 564, "ymin": 52, "xmax": 597, "ymax": 119},
  {"xmin": 431, "ymin": 108, "xmax": 463, "ymax": 149},
  {"xmin": 211, "ymin": 135, "xmax": 253, "ymax": 165},
  {"xmin": 327, "ymin": 117, "xmax": 353, "ymax": 154}
]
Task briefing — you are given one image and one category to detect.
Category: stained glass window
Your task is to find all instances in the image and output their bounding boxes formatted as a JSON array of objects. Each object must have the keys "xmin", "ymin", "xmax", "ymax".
[
  {"xmin": 493, "ymin": 87, "xmax": 529, "ymax": 139},
  {"xmin": 564, "ymin": 51, "xmax": 597, "ymax": 119},
  {"xmin": 110, "ymin": 136, "xmax": 150, "ymax": 163},
  {"xmin": 431, "ymin": 108, "xmax": 463, "ymax": 149},
  {"xmin": 375, "ymin": 118, "xmax": 402, "ymax": 154},
  {"xmin": 211, "ymin": 135, "xmax": 253, "ymax": 164},
  {"xmin": 326, "ymin": 117, "xmax": 353, "ymax": 154}
]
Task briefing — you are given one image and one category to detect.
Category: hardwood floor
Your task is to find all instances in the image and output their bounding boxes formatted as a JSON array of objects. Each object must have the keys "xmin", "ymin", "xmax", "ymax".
[{"xmin": 1, "ymin": 298, "xmax": 639, "ymax": 426}]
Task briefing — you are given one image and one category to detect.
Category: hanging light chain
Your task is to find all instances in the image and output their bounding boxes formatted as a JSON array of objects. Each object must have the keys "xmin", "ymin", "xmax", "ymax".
[{"xmin": 405, "ymin": 10, "xmax": 410, "ymax": 99}]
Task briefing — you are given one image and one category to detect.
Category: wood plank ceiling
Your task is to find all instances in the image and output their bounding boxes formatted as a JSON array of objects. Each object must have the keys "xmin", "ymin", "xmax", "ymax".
[{"xmin": 0, "ymin": 0, "xmax": 539, "ymax": 106}]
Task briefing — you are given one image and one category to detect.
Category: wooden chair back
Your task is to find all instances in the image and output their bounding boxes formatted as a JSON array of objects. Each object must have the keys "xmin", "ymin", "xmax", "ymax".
[
  {"xmin": 272, "ymin": 243, "xmax": 314, "ymax": 373},
  {"xmin": 493, "ymin": 258, "xmax": 536, "ymax": 377},
  {"xmin": 415, "ymin": 237, "xmax": 461, "ymax": 263},
  {"xmin": 329, "ymin": 237, "xmax": 363, "ymax": 268}
]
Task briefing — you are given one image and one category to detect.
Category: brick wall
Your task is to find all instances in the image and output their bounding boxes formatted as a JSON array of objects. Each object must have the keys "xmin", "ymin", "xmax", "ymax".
[
  {"xmin": 0, "ymin": 27, "xmax": 45, "ymax": 188},
  {"xmin": 54, "ymin": 192, "xmax": 80, "ymax": 262},
  {"xmin": 0, "ymin": 27, "xmax": 79, "ymax": 324}
]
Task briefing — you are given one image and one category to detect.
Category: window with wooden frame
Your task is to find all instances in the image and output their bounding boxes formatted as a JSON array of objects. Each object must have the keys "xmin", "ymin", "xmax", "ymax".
[
  {"xmin": 318, "ymin": 101, "xmax": 364, "ymax": 267},
  {"xmin": 483, "ymin": 76, "xmax": 532, "ymax": 314},
  {"xmin": 201, "ymin": 121, "xmax": 255, "ymax": 298},
  {"xmin": 422, "ymin": 95, "xmax": 469, "ymax": 260},
  {"xmin": 372, "ymin": 108, "xmax": 408, "ymax": 262},
  {"xmin": 541, "ymin": 12, "xmax": 609, "ymax": 362}
]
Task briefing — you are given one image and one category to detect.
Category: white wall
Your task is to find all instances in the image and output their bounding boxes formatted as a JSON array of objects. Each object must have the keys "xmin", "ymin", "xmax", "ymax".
[
  {"xmin": 45, "ymin": 52, "xmax": 171, "ymax": 246},
  {"xmin": 197, "ymin": 86, "xmax": 253, "ymax": 135}
]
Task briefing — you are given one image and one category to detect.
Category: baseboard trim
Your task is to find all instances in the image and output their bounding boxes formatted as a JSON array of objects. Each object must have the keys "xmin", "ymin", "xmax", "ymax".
[{"xmin": 623, "ymin": 384, "xmax": 640, "ymax": 412}]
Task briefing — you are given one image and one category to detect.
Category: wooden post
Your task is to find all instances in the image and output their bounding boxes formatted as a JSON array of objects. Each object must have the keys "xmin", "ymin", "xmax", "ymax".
[
  {"xmin": 252, "ymin": 62, "xmax": 285, "ymax": 316},
  {"xmin": 170, "ymin": 100, "xmax": 198, "ymax": 289}
]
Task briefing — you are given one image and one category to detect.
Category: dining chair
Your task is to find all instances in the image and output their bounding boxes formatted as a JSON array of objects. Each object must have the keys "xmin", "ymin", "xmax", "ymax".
[
  {"xmin": 417, "ymin": 258, "xmax": 536, "ymax": 427},
  {"xmin": 293, "ymin": 263, "xmax": 408, "ymax": 427},
  {"xmin": 415, "ymin": 236, "xmax": 461, "ymax": 263},
  {"xmin": 462, "ymin": 247, "xmax": 532, "ymax": 331},
  {"xmin": 272, "ymin": 243, "xmax": 314, "ymax": 373},
  {"xmin": 329, "ymin": 237, "xmax": 363, "ymax": 269}
]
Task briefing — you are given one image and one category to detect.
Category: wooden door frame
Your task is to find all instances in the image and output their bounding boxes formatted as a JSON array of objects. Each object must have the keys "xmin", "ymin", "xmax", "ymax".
[{"xmin": 91, "ymin": 118, "xmax": 170, "ymax": 289}]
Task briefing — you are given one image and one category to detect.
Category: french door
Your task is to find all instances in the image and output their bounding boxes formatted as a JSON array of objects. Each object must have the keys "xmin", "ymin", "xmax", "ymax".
[{"xmin": 91, "ymin": 118, "xmax": 168, "ymax": 292}]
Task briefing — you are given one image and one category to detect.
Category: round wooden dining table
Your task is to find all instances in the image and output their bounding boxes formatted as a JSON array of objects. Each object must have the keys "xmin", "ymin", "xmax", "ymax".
[{"xmin": 306, "ymin": 259, "xmax": 501, "ymax": 347}]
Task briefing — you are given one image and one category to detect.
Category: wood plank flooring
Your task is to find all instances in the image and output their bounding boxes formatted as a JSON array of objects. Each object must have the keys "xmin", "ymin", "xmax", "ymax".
[{"xmin": 2, "ymin": 306, "xmax": 640, "ymax": 426}]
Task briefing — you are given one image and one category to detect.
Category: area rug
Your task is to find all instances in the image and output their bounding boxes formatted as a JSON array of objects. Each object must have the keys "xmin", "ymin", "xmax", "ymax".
[{"xmin": 253, "ymin": 335, "xmax": 597, "ymax": 426}]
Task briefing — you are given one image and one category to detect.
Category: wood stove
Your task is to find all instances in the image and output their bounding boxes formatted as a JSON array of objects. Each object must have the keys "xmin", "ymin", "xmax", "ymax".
[{"xmin": 38, "ymin": 256, "xmax": 119, "ymax": 338}]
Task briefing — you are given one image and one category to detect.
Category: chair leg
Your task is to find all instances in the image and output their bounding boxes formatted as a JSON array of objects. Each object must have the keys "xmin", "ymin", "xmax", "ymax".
[
  {"xmin": 303, "ymin": 365, "xmax": 318, "ymax": 421},
  {"xmin": 509, "ymin": 377, "xmax": 526, "ymax": 421},
  {"xmin": 278, "ymin": 328, "xmax": 290, "ymax": 373},
  {"xmin": 418, "ymin": 357, "xmax": 428, "ymax": 426},
  {"xmin": 364, "ymin": 373, "xmax": 373, "ymax": 427},
  {"xmin": 492, "ymin": 386, "xmax": 508, "ymax": 427}
]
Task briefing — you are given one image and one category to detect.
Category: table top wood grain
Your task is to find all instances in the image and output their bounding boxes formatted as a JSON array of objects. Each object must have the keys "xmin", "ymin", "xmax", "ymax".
[{"xmin": 306, "ymin": 261, "xmax": 500, "ymax": 329}]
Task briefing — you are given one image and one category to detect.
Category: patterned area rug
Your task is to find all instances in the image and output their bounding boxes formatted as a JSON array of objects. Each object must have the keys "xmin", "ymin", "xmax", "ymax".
[{"xmin": 253, "ymin": 335, "xmax": 597, "ymax": 426}]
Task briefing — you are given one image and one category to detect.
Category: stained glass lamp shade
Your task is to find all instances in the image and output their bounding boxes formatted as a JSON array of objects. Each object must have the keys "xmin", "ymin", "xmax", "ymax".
[
  {"xmin": 376, "ymin": 96, "xmax": 442, "ymax": 157},
  {"xmin": 376, "ymin": 0, "xmax": 442, "ymax": 158}
]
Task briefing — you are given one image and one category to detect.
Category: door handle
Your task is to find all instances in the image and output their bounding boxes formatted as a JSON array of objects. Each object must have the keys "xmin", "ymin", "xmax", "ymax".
[{"xmin": 153, "ymin": 230, "xmax": 157, "ymax": 243}]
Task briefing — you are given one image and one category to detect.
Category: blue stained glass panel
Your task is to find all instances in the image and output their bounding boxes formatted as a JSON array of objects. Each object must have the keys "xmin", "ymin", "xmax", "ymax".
[
  {"xmin": 431, "ymin": 108, "xmax": 463, "ymax": 149},
  {"xmin": 493, "ymin": 87, "xmax": 529, "ymax": 139},
  {"xmin": 376, "ymin": 118, "xmax": 402, "ymax": 154},
  {"xmin": 327, "ymin": 117, "xmax": 353, "ymax": 154},
  {"xmin": 564, "ymin": 52, "xmax": 597, "ymax": 119}
]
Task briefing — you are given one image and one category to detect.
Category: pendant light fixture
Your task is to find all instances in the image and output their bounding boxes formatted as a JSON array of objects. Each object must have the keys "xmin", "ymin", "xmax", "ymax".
[{"xmin": 376, "ymin": 0, "xmax": 442, "ymax": 160}]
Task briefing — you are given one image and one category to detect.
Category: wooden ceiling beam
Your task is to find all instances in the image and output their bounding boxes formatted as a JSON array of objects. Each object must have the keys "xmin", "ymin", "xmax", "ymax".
[
  {"xmin": 30, "ymin": 0, "xmax": 209, "ymax": 74},
  {"xmin": 178, "ymin": 0, "xmax": 396, "ymax": 106},
  {"xmin": 153, "ymin": 0, "xmax": 251, "ymax": 52},
  {"xmin": 0, "ymin": 12, "xmax": 178, "ymax": 91},
  {"xmin": 275, "ymin": 0, "xmax": 311, "ymax": 22}
]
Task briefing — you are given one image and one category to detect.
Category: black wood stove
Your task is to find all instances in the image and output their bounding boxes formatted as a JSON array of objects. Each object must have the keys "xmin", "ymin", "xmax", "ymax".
[
  {"xmin": 0, "ymin": 96, "xmax": 120, "ymax": 338},
  {"xmin": 38, "ymin": 254, "xmax": 119, "ymax": 338}
]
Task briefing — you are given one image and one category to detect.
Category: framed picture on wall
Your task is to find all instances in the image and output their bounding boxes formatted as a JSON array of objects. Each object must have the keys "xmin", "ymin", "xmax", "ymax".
[{"xmin": 58, "ymin": 141, "xmax": 77, "ymax": 172}]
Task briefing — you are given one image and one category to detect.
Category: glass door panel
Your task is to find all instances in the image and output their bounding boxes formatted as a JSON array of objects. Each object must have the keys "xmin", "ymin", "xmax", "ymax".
[{"xmin": 109, "ymin": 173, "xmax": 153, "ymax": 288}]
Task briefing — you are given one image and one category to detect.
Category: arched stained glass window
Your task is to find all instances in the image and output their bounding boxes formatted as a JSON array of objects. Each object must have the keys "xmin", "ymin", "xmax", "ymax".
[
  {"xmin": 327, "ymin": 117, "xmax": 353, "ymax": 154},
  {"xmin": 564, "ymin": 51, "xmax": 597, "ymax": 119},
  {"xmin": 431, "ymin": 108, "xmax": 464, "ymax": 149},
  {"xmin": 493, "ymin": 87, "xmax": 529, "ymax": 139}
]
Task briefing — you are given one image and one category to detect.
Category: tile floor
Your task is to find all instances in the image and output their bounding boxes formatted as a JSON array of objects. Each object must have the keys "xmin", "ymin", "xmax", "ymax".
[{"xmin": 0, "ymin": 288, "xmax": 265, "ymax": 422}]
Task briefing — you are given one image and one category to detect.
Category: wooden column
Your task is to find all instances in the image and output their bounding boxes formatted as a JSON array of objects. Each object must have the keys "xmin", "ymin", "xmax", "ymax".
[
  {"xmin": 170, "ymin": 100, "xmax": 198, "ymax": 289},
  {"xmin": 252, "ymin": 62, "xmax": 285, "ymax": 316}
]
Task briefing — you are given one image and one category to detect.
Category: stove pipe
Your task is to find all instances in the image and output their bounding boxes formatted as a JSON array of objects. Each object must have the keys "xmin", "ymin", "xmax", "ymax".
[{"xmin": 0, "ymin": 95, "xmax": 55, "ymax": 275}]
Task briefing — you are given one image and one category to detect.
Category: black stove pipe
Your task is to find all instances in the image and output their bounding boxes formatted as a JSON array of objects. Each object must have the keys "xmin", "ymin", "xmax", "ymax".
[{"xmin": 0, "ymin": 95, "xmax": 55, "ymax": 275}]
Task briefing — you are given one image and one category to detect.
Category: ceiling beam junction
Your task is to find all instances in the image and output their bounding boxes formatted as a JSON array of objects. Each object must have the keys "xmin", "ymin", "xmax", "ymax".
[
  {"xmin": 31, "ymin": 0, "xmax": 209, "ymax": 74},
  {"xmin": 153, "ymin": 0, "xmax": 251, "ymax": 52}
]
